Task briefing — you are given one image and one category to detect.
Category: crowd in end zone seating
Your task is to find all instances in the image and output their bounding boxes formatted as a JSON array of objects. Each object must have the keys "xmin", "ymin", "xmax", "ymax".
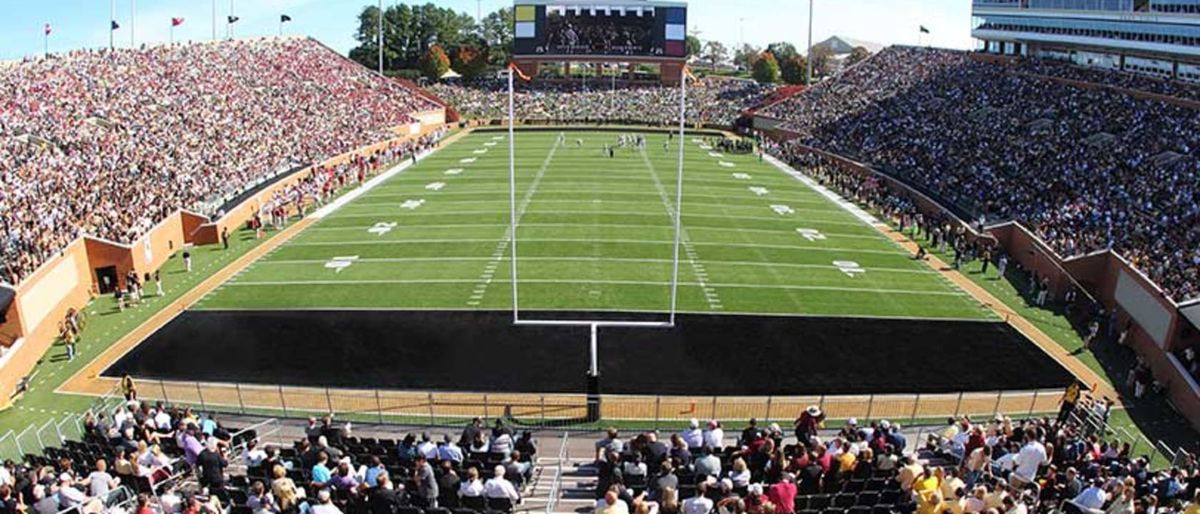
[
  {"xmin": 0, "ymin": 388, "xmax": 1197, "ymax": 514},
  {"xmin": 759, "ymin": 46, "xmax": 1200, "ymax": 302},
  {"xmin": 590, "ymin": 400, "xmax": 1198, "ymax": 514},
  {"xmin": 428, "ymin": 79, "xmax": 774, "ymax": 127},
  {"xmin": 0, "ymin": 37, "xmax": 438, "ymax": 285}
]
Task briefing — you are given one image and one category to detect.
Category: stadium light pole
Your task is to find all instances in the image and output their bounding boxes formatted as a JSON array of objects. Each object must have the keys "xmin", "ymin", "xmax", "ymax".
[{"xmin": 805, "ymin": 0, "xmax": 814, "ymax": 85}]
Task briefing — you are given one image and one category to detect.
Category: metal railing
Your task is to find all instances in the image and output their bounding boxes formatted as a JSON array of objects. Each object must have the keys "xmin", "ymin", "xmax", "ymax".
[
  {"xmin": 544, "ymin": 432, "xmax": 570, "ymax": 514},
  {"xmin": 128, "ymin": 378, "xmax": 1067, "ymax": 430}
]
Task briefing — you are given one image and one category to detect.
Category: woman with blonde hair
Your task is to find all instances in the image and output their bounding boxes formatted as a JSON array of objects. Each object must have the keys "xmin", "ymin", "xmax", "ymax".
[{"xmin": 270, "ymin": 464, "xmax": 298, "ymax": 514}]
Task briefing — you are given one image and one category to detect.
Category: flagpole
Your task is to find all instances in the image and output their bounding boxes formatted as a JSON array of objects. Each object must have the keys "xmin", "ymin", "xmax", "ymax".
[
  {"xmin": 230, "ymin": 0, "xmax": 235, "ymax": 39},
  {"xmin": 43, "ymin": 30, "xmax": 48, "ymax": 58},
  {"xmin": 377, "ymin": 0, "xmax": 384, "ymax": 75},
  {"xmin": 212, "ymin": 0, "xmax": 217, "ymax": 40},
  {"xmin": 110, "ymin": 0, "xmax": 115, "ymax": 49},
  {"xmin": 131, "ymin": 0, "xmax": 136, "ymax": 47},
  {"xmin": 805, "ymin": 0, "xmax": 813, "ymax": 85}
]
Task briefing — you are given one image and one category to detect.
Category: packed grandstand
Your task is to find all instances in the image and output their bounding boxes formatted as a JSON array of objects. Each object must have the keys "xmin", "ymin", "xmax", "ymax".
[
  {"xmin": 0, "ymin": 6, "xmax": 1198, "ymax": 514},
  {"xmin": 0, "ymin": 37, "xmax": 438, "ymax": 285}
]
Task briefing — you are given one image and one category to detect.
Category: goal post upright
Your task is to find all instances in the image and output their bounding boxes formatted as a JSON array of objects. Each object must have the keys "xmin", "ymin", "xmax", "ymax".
[{"xmin": 504, "ymin": 60, "xmax": 690, "ymax": 423}]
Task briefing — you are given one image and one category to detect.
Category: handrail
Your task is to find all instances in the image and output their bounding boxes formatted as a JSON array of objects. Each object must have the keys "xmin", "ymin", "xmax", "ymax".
[{"xmin": 544, "ymin": 432, "xmax": 570, "ymax": 514}]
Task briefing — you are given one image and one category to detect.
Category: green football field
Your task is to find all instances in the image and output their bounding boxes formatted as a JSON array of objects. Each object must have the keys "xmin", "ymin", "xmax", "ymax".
[{"xmin": 194, "ymin": 130, "xmax": 994, "ymax": 320}]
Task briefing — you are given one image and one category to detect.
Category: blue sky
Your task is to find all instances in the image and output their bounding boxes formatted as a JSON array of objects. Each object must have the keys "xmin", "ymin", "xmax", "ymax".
[{"xmin": 1, "ymin": 0, "xmax": 976, "ymax": 61}]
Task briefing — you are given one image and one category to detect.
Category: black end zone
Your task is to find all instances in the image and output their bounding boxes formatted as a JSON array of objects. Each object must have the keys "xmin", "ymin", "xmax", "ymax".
[{"xmin": 104, "ymin": 310, "xmax": 1074, "ymax": 395}]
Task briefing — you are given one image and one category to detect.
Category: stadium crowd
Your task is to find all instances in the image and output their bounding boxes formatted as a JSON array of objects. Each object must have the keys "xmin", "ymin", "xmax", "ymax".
[
  {"xmin": 590, "ymin": 402, "xmax": 1199, "ymax": 514},
  {"xmin": 429, "ymin": 78, "xmax": 773, "ymax": 127},
  {"xmin": 0, "ymin": 387, "xmax": 1196, "ymax": 514},
  {"xmin": 759, "ymin": 46, "xmax": 1200, "ymax": 302},
  {"xmin": 0, "ymin": 37, "xmax": 437, "ymax": 285},
  {"xmin": 1010, "ymin": 59, "xmax": 1200, "ymax": 104}
]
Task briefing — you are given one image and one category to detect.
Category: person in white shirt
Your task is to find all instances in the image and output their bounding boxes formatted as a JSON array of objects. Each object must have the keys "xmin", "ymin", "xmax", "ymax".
[
  {"xmin": 484, "ymin": 465, "xmax": 520, "ymax": 502},
  {"xmin": 681, "ymin": 420, "xmax": 704, "ymax": 450},
  {"xmin": 417, "ymin": 435, "xmax": 438, "ymax": 460},
  {"xmin": 154, "ymin": 409, "xmax": 173, "ymax": 431},
  {"xmin": 1072, "ymin": 480, "xmax": 1108, "ymax": 512},
  {"xmin": 242, "ymin": 440, "xmax": 268, "ymax": 468},
  {"xmin": 310, "ymin": 489, "xmax": 343, "ymax": 514},
  {"xmin": 702, "ymin": 420, "xmax": 724, "ymax": 450},
  {"xmin": 683, "ymin": 483, "xmax": 714, "ymax": 514},
  {"xmin": 460, "ymin": 467, "xmax": 485, "ymax": 498},
  {"xmin": 491, "ymin": 432, "xmax": 514, "ymax": 457},
  {"xmin": 727, "ymin": 458, "xmax": 751, "ymax": 488},
  {"xmin": 1011, "ymin": 431, "xmax": 1046, "ymax": 486}
]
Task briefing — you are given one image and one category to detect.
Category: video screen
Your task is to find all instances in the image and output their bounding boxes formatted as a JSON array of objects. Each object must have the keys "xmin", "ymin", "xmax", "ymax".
[{"xmin": 545, "ymin": 9, "xmax": 660, "ymax": 56}]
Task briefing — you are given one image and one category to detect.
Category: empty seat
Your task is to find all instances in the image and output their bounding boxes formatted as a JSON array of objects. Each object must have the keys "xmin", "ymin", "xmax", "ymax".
[
  {"xmin": 462, "ymin": 497, "xmax": 486, "ymax": 510},
  {"xmin": 396, "ymin": 507, "xmax": 424, "ymax": 514},
  {"xmin": 857, "ymin": 492, "xmax": 879, "ymax": 506},
  {"xmin": 834, "ymin": 494, "xmax": 857, "ymax": 508},
  {"xmin": 486, "ymin": 497, "xmax": 513, "ymax": 513},
  {"xmin": 809, "ymin": 495, "xmax": 832, "ymax": 510}
]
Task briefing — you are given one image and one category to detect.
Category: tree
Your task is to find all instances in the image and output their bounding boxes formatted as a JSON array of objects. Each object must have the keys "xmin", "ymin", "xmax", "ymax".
[
  {"xmin": 420, "ymin": 44, "xmax": 451, "ymax": 79},
  {"xmin": 752, "ymin": 51, "xmax": 780, "ymax": 83},
  {"xmin": 701, "ymin": 40, "xmax": 728, "ymax": 71},
  {"xmin": 766, "ymin": 42, "xmax": 799, "ymax": 62},
  {"xmin": 350, "ymin": 2, "xmax": 477, "ymax": 72},
  {"xmin": 481, "ymin": 7, "xmax": 514, "ymax": 65},
  {"xmin": 809, "ymin": 45, "xmax": 835, "ymax": 79},
  {"xmin": 846, "ymin": 46, "xmax": 871, "ymax": 67},
  {"xmin": 779, "ymin": 55, "xmax": 808, "ymax": 85},
  {"xmin": 453, "ymin": 44, "xmax": 487, "ymax": 79},
  {"xmin": 733, "ymin": 43, "xmax": 760, "ymax": 71},
  {"xmin": 685, "ymin": 35, "xmax": 702, "ymax": 58}
]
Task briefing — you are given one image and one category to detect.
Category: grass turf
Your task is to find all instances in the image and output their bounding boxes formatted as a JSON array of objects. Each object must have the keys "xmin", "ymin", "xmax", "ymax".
[{"xmin": 195, "ymin": 130, "xmax": 993, "ymax": 320}]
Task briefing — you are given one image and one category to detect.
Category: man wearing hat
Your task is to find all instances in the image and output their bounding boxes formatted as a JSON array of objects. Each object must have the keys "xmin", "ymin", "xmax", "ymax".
[{"xmin": 794, "ymin": 406, "xmax": 823, "ymax": 444}]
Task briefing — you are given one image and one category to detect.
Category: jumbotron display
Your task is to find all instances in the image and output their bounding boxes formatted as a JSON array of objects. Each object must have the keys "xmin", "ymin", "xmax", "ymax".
[{"xmin": 513, "ymin": 0, "xmax": 688, "ymax": 58}]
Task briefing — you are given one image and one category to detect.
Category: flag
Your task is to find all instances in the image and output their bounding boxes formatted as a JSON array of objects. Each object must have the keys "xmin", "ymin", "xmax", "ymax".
[
  {"xmin": 281, "ymin": 14, "xmax": 292, "ymax": 23},
  {"xmin": 683, "ymin": 65, "xmax": 698, "ymax": 82},
  {"xmin": 507, "ymin": 62, "xmax": 531, "ymax": 81},
  {"xmin": 44, "ymin": 23, "xmax": 52, "ymax": 36},
  {"xmin": 919, "ymin": 25, "xmax": 930, "ymax": 34},
  {"xmin": 227, "ymin": 15, "xmax": 240, "ymax": 24},
  {"xmin": 171, "ymin": 17, "xmax": 185, "ymax": 27},
  {"xmin": 111, "ymin": 20, "xmax": 120, "ymax": 30}
]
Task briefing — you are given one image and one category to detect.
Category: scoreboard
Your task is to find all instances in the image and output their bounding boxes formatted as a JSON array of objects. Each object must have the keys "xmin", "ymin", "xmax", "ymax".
[{"xmin": 513, "ymin": 0, "xmax": 688, "ymax": 59}]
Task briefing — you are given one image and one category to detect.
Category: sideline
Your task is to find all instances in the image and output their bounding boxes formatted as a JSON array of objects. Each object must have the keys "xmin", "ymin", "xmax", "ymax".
[
  {"xmin": 763, "ymin": 153, "xmax": 1118, "ymax": 402},
  {"xmin": 57, "ymin": 134, "xmax": 463, "ymax": 398}
]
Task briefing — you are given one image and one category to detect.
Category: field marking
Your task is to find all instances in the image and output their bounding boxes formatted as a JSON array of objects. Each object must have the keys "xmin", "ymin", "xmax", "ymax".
[
  {"xmin": 763, "ymin": 154, "xmax": 985, "ymax": 307},
  {"xmin": 355, "ymin": 191, "xmax": 829, "ymax": 205},
  {"xmin": 224, "ymin": 278, "xmax": 969, "ymax": 297},
  {"xmin": 284, "ymin": 238, "xmax": 910, "ymax": 255},
  {"xmin": 328, "ymin": 210, "xmax": 868, "ymax": 226},
  {"xmin": 473, "ymin": 137, "xmax": 561, "ymax": 306},
  {"xmin": 256, "ymin": 256, "xmax": 939, "ymax": 274},
  {"xmin": 638, "ymin": 147, "xmax": 723, "ymax": 311},
  {"xmin": 308, "ymin": 148, "xmax": 433, "ymax": 219},
  {"xmin": 302, "ymin": 223, "xmax": 886, "ymax": 240}
]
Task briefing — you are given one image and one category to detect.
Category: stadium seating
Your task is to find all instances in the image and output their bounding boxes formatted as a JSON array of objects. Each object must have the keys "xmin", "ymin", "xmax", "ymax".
[
  {"xmin": 760, "ymin": 46, "xmax": 1200, "ymax": 302},
  {"xmin": 428, "ymin": 78, "xmax": 774, "ymax": 127},
  {"xmin": 0, "ymin": 37, "xmax": 439, "ymax": 285}
]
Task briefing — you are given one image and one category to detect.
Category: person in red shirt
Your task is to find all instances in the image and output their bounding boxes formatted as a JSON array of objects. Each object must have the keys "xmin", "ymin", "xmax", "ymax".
[{"xmin": 767, "ymin": 473, "xmax": 798, "ymax": 514}]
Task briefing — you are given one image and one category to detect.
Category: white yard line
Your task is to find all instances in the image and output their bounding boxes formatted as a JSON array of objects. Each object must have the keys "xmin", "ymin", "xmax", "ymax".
[
  {"xmin": 361, "ymin": 190, "xmax": 828, "ymax": 204},
  {"xmin": 224, "ymin": 278, "xmax": 969, "ymax": 296},
  {"xmin": 470, "ymin": 139, "xmax": 560, "ymax": 306},
  {"xmin": 285, "ymin": 238, "xmax": 911, "ymax": 255},
  {"xmin": 638, "ymin": 147, "xmax": 723, "ymax": 311},
  {"xmin": 303, "ymin": 222, "xmax": 884, "ymax": 240},
  {"xmin": 329, "ymin": 210, "xmax": 870, "ymax": 226},
  {"xmin": 256, "ymin": 256, "xmax": 938, "ymax": 275}
]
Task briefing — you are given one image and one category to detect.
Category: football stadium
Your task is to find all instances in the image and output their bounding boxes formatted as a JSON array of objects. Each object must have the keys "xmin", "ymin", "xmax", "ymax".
[{"xmin": 0, "ymin": 1, "xmax": 1197, "ymax": 514}]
